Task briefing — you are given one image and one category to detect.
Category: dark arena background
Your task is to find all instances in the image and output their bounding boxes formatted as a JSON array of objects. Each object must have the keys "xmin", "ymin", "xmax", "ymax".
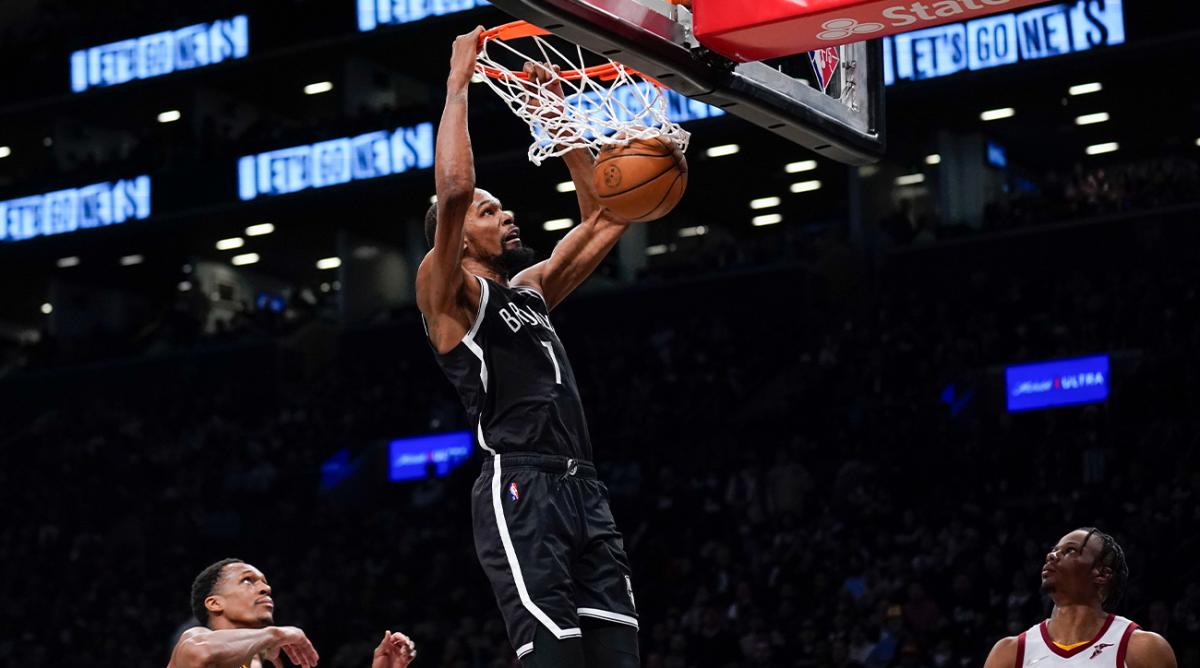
[{"xmin": 2, "ymin": 1, "xmax": 1200, "ymax": 667}]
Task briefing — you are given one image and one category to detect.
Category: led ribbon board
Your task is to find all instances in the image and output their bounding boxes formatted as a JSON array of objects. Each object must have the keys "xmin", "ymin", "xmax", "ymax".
[
  {"xmin": 71, "ymin": 16, "xmax": 249, "ymax": 93},
  {"xmin": 1005, "ymin": 354, "xmax": 1110, "ymax": 412},
  {"xmin": 0, "ymin": 176, "xmax": 151, "ymax": 243},
  {"xmin": 237, "ymin": 123, "xmax": 434, "ymax": 201},
  {"xmin": 569, "ymin": 82, "xmax": 725, "ymax": 126},
  {"xmin": 357, "ymin": 0, "xmax": 491, "ymax": 31},
  {"xmin": 885, "ymin": 0, "xmax": 1124, "ymax": 84},
  {"xmin": 388, "ymin": 431, "xmax": 473, "ymax": 481}
]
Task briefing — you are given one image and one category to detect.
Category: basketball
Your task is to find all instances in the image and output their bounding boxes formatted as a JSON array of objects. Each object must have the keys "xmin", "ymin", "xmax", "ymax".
[{"xmin": 593, "ymin": 137, "xmax": 688, "ymax": 223}]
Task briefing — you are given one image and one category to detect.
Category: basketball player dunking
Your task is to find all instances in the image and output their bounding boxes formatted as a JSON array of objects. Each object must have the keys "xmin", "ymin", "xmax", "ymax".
[
  {"xmin": 416, "ymin": 28, "xmax": 639, "ymax": 668},
  {"xmin": 984, "ymin": 528, "xmax": 1177, "ymax": 668},
  {"xmin": 168, "ymin": 558, "xmax": 415, "ymax": 668}
]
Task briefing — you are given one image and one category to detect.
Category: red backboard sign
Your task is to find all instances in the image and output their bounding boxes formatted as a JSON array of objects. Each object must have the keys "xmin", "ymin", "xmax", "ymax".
[{"xmin": 693, "ymin": 0, "xmax": 1054, "ymax": 62}]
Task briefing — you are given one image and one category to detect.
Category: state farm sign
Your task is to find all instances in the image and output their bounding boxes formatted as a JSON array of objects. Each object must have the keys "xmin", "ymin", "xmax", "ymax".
[{"xmin": 693, "ymin": 0, "xmax": 1051, "ymax": 63}]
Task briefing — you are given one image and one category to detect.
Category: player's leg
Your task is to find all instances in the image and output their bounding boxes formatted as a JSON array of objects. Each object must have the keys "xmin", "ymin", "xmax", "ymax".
[
  {"xmin": 581, "ymin": 618, "xmax": 640, "ymax": 668},
  {"xmin": 471, "ymin": 457, "xmax": 584, "ymax": 663},
  {"xmin": 573, "ymin": 477, "xmax": 641, "ymax": 667},
  {"xmin": 520, "ymin": 624, "xmax": 586, "ymax": 668}
]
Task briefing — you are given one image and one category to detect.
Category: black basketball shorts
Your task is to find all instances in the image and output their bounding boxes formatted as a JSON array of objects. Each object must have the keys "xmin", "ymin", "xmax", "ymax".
[{"xmin": 471, "ymin": 453, "xmax": 639, "ymax": 659}]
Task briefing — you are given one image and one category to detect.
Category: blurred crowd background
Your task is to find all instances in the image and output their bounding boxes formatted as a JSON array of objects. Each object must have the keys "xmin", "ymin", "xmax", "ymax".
[
  {"xmin": 3, "ymin": 1, "xmax": 1200, "ymax": 667},
  {"xmin": 4, "ymin": 193, "xmax": 1200, "ymax": 667}
]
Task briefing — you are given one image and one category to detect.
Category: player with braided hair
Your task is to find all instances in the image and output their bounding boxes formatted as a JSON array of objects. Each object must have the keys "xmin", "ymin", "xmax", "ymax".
[{"xmin": 983, "ymin": 528, "xmax": 1177, "ymax": 668}]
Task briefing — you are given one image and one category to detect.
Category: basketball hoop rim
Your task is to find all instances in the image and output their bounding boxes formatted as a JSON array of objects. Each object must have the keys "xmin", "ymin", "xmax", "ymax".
[{"xmin": 477, "ymin": 20, "xmax": 665, "ymax": 87}]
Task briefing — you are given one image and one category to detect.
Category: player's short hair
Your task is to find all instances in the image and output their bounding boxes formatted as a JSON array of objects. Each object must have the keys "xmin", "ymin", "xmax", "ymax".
[
  {"xmin": 424, "ymin": 200, "xmax": 438, "ymax": 248},
  {"xmin": 191, "ymin": 558, "xmax": 244, "ymax": 626},
  {"xmin": 1078, "ymin": 528, "xmax": 1128, "ymax": 610}
]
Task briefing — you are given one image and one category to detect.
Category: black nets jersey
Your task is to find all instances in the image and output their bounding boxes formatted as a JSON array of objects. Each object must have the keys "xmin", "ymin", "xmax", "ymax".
[{"xmin": 427, "ymin": 275, "xmax": 592, "ymax": 459}]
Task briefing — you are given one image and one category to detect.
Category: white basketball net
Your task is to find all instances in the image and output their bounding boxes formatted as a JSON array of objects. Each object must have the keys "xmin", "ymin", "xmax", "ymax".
[{"xmin": 476, "ymin": 31, "xmax": 691, "ymax": 166}]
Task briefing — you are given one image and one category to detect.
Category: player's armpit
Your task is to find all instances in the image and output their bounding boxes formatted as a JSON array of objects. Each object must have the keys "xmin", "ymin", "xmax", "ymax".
[
  {"xmin": 511, "ymin": 208, "xmax": 629, "ymax": 310},
  {"xmin": 1126, "ymin": 630, "xmax": 1177, "ymax": 668},
  {"xmin": 982, "ymin": 636, "xmax": 1019, "ymax": 668}
]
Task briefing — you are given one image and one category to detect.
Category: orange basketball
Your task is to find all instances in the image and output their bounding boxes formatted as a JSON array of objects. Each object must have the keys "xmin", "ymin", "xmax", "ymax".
[{"xmin": 593, "ymin": 137, "xmax": 688, "ymax": 223}]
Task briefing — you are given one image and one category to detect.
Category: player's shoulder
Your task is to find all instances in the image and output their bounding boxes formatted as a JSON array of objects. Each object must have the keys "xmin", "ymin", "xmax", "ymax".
[
  {"xmin": 1126, "ymin": 629, "xmax": 1176, "ymax": 668},
  {"xmin": 983, "ymin": 635, "xmax": 1021, "ymax": 668},
  {"xmin": 178, "ymin": 625, "xmax": 211, "ymax": 642},
  {"xmin": 167, "ymin": 626, "xmax": 211, "ymax": 668}
]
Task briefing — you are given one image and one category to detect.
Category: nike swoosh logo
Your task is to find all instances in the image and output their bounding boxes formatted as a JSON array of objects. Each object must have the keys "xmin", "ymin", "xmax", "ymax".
[{"xmin": 1029, "ymin": 656, "xmax": 1049, "ymax": 666}]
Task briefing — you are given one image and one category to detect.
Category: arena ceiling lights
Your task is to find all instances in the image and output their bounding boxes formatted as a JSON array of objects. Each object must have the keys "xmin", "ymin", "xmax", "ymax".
[
  {"xmin": 1075, "ymin": 112, "xmax": 1110, "ymax": 126},
  {"xmin": 1086, "ymin": 142, "xmax": 1119, "ymax": 156},
  {"xmin": 304, "ymin": 81, "xmax": 334, "ymax": 95},
  {"xmin": 1069, "ymin": 82, "xmax": 1103, "ymax": 96},
  {"xmin": 705, "ymin": 144, "xmax": 740, "ymax": 158},
  {"xmin": 980, "ymin": 108, "xmax": 1016, "ymax": 122}
]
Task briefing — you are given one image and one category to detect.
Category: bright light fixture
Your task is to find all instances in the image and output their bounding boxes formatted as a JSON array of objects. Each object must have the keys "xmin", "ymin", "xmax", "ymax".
[
  {"xmin": 56, "ymin": 256, "xmax": 80, "ymax": 268},
  {"xmin": 980, "ymin": 107, "xmax": 1016, "ymax": 121},
  {"xmin": 543, "ymin": 218, "xmax": 574, "ymax": 231},
  {"xmin": 178, "ymin": 281, "xmax": 192, "ymax": 292},
  {"xmin": 678, "ymin": 226, "xmax": 708, "ymax": 238},
  {"xmin": 1086, "ymin": 142, "xmax": 1119, "ymax": 156},
  {"xmin": 317, "ymin": 257, "xmax": 342, "ymax": 270},
  {"xmin": 1075, "ymin": 112, "xmax": 1110, "ymax": 126},
  {"xmin": 245, "ymin": 223, "xmax": 275, "ymax": 236},
  {"xmin": 790, "ymin": 180, "xmax": 822, "ymax": 194},
  {"xmin": 119, "ymin": 254, "xmax": 144, "ymax": 266},
  {"xmin": 556, "ymin": 181, "xmax": 577, "ymax": 193},
  {"xmin": 750, "ymin": 197, "xmax": 781, "ymax": 210},
  {"xmin": 157, "ymin": 110, "xmax": 181, "ymax": 123},
  {"xmin": 429, "ymin": 195, "xmax": 437, "ymax": 204},
  {"xmin": 0, "ymin": 146, "xmax": 10, "ymax": 159},
  {"xmin": 895, "ymin": 174, "xmax": 926, "ymax": 186},
  {"xmin": 752, "ymin": 214, "xmax": 782, "ymax": 227},
  {"xmin": 1069, "ymin": 82, "xmax": 1103, "ymax": 96},
  {"xmin": 705, "ymin": 144, "xmax": 740, "ymax": 158},
  {"xmin": 646, "ymin": 244, "xmax": 673, "ymax": 256},
  {"xmin": 304, "ymin": 81, "xmax": 334, "ymax": 95},
  {"xmin": 925, "ymin": 154, "xmax": 942, "ymax": 165},
  {"xmin": 785, "ymin": 160, "xmax": 817, "ymax": 173},
  {"xmin": 232, "ymin": 253, "xmax": 260, "ymax": 266},
  {"xmin": 216, "ymin": 237, "xmax": 245, "ymax": 251},
  {"xmin": 41, "ymin": 303, "xmax": 53, "ymax": 315}
]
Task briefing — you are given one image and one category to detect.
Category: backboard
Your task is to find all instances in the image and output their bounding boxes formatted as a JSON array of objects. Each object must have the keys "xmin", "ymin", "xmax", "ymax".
[{"xmin": 484, "ymin": 0, "xmax": 886, "ymax": 165}]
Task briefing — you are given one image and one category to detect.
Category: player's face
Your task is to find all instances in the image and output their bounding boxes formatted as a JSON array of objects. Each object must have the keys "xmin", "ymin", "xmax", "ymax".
[
  {"xmin": 209, "ymin": 563, "xmax": 275, "ymax": 628},
  {"xmin": 464, "ymin": 189, "xmax": 520, "ymax": 260},
  {"xmin": 1041, "ymin": 529, "xmax": 1105, "ymax": 601}
]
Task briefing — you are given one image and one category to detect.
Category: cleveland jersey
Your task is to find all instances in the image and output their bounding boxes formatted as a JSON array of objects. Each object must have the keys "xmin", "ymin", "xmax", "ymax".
[
  {"xmin": 1016, "ymin": 614, "xmax": 1138, "ymax": 668},
  {"xmin": 428, "ymin": 275, "xmax": 592, "ymax": 459}
]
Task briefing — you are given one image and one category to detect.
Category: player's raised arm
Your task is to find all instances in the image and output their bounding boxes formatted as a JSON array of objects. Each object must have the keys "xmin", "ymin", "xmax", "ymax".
[
  {"xmin": 168, "ymin": 626, "xmax": 318, "ymax": 668},
  {"xmin": 511, "ymin": 64, "xmax": 632, "ymax": 310},
  {"xmin": 417, "ymin": 27, "xmax": 484, "ymax": 352}
]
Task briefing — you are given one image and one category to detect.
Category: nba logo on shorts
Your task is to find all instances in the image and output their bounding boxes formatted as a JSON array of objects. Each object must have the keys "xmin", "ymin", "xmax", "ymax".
[{"xmin": 508, "ymin": 482, "xmax": 520, "ymax": 501}]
